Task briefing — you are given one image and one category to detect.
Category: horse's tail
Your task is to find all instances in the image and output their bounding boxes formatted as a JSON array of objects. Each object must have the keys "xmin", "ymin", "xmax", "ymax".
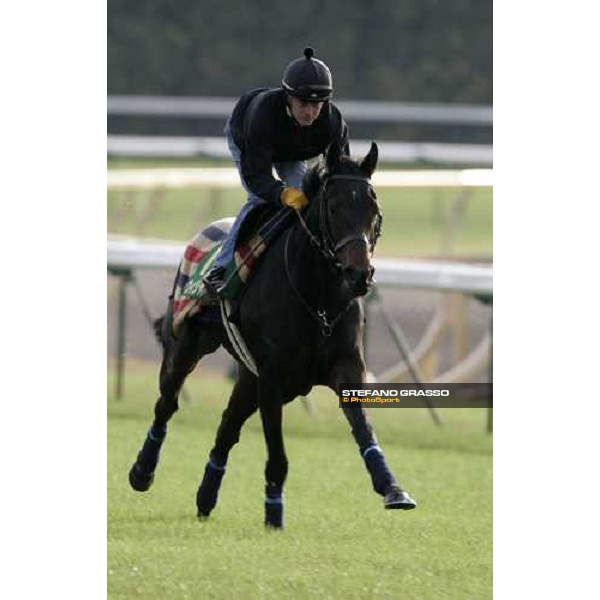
[
  {"xmin": 153, "ymin": 314, "xmax": 166, "ymax": 346},
  {"xmin": 153, "ymin": 299, "xmax": 176, "ymax": 351}
]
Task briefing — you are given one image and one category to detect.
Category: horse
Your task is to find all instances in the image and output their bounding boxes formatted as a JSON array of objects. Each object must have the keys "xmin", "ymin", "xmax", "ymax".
[{"xmin": 128, "ymin": 141, "xmax": 417, "ymax": 528}]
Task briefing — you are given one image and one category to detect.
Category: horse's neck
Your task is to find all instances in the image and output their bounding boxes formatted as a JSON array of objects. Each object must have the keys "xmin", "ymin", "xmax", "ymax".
[{"xmin": 287, "ymin": 218, "xmax": 346, "ymax": 311}]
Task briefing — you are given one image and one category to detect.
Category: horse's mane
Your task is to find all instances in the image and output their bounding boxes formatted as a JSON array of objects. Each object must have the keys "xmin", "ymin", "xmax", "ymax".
[{"xmin": 302, "ymin": 154, "xmax": 365, "ymax": 201}]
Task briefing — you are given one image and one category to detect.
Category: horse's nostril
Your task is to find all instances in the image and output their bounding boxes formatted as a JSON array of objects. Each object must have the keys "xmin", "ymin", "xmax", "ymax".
[
  {"xmin": 368, "ymin": 266, "xmax": 375, "ymax": 279},
  {"xmin": 344, "ymin": 266, "xmax": 358, "ymax": 281},
  {"xmin": 344, "ymin": 267, "xmax": 370, "ymax": 289}
]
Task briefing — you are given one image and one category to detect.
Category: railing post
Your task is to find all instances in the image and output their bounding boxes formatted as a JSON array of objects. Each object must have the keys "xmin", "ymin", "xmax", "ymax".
[{"xmin": 109, "ymin": 267, "xmax": 132, "ymax": 400}]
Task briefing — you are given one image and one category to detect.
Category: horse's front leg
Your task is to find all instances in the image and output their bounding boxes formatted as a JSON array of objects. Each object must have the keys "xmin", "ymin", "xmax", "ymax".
[
  {"xmin": 258, "ymin": 379, "xmax": 288, "ymax": 528},
  {"xmin": 329, "ymin": 358, "xmax": 417, "ymax": 510}
]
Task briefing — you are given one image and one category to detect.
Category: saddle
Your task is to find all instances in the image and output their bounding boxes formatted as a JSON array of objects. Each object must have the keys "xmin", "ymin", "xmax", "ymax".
[{"xmin": 171, "ymin": 205, "xmax": 293, "ymax": 336}]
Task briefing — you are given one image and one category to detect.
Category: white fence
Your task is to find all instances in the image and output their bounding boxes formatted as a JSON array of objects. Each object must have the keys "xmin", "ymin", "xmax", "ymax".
[
  {"xmin": 107, "ymin": 167, "xmax": 493, "ymax": 190},
  {"xmin": 107, "ymin": 95, "xmax": 493, "ymax": 165},
  {"xmin": 108, "ymin": 95, "xmax": 493, "ymax": 125},
  {"xmin": 107, "ymin": 135, "xmax": 493, "ymax": 165},
  {"xmin": 107, "ymin": 235, "xmax": 492, "ymax": 296},
  {"xmin": 107, "ymin": 235, "xmax": 492, "ymax": 417}
]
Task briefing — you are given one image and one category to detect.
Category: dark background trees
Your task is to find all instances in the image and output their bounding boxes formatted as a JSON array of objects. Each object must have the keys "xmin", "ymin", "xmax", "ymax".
[{"xmin": 108, "ymin": 0, "xmax": 492, "ymax": 143}]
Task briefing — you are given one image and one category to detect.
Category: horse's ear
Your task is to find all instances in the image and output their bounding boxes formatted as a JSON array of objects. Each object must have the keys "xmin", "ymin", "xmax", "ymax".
[
  {"xmin": 326, "ymin": 142, "xmax": 342, "ymax": 170},
  {"xmin": 359, "ymin": 142, "xmax": 378, "ymax": 177}
]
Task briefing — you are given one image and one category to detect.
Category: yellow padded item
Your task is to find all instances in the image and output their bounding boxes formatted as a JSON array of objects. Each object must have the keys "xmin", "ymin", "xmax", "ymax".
[{"xmin": 280, "ymin": 187, "xmax": 310, "ymax": 210}]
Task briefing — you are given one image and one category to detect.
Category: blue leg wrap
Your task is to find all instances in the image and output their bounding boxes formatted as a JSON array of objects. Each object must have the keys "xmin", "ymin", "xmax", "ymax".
[
  {"xmin": 196, "ymin": 453, "xmax": 227, "ymax": 516},
  {"xmin": 362, "ymin": 443, "xmax": 397, "ymax": 496},
  {"xmin": 264, "ymin": 484, "xmax": 284, "ymax": 528},
  {"xmin": 136, "ymin": 424, "xmax": 167, "ymax": 474}
]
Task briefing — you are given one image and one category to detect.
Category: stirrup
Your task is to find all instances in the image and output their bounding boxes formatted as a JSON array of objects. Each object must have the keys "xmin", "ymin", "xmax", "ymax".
[{"xmin": 201, "ymin": 266, "xmax": 226, "ymax": 302}]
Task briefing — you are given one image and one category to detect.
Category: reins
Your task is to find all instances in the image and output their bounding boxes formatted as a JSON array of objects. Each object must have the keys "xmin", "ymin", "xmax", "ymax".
[
  {"xmin": 283, "ymin": 172, "xmax": 382, "ymax": 337},
  {"xmin": 284, "ymin": 227, "xmax": 353, "ymax": 337}
]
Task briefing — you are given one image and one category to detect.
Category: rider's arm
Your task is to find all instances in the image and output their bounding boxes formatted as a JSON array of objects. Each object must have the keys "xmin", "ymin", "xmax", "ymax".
[
  {"xmin": 331, "ymin": 104, "xmax": 351, "ymax": 157},
  {"xmin": 339, "ymin": 119, "xmax": 350, "ymax": 156},
  {"xmin": 239, "ymin": 106, "xmax": 286, "ymax": 205}
]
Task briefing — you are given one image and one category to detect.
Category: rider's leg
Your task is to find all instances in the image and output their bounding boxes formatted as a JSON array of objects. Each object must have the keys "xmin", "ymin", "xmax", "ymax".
[{"xmin": 203, "ymin": 121, "xmax": 265, "ymax": 293}]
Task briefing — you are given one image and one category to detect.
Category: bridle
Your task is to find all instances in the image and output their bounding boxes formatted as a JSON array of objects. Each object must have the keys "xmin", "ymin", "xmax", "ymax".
[
  {"xmin": 284, "ymin": 172, "xmax": 383, "ymax": 336},
  {"xmin": 294, "ymin": 173, "xmax": 383, "ymax": 270}
]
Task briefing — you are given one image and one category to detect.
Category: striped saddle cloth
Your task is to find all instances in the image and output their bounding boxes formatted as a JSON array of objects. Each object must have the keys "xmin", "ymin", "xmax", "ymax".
[{"xmin": 172, "ymin": 207, "xmax": 294, "ymax": 335}]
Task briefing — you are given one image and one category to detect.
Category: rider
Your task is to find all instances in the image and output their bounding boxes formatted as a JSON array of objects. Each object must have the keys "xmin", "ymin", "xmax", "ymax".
[{"xmin": 202, "ymin": 46, "xmax": 350, "ymax": 298}]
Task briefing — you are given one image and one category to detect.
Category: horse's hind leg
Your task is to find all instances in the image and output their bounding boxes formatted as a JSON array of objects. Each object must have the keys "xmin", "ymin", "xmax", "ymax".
[
  {"xmin": 129, "ymin": 316, "xmax": 221, "ymax": 492},
  {"xmin": 257, "ymin": 380, "xmax": 289, "ymax": 528},
  {"xmin": 196, "ymin": 366, "xmax": 258, "ymax": 517}
]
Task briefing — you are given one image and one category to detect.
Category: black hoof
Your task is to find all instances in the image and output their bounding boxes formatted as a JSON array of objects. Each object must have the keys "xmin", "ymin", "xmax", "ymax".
[
  {"xmin": 384, "ymin": 488, "xmax": 417, "ymax": 510},
  {"xmin": 196, "ymin": 462, "xmax": 226, "ymax": 517},
  {"xmin": 128, "ymin": 463, "xmax": 154, "ymax": 492},
  {"xmin": 196, "ymin": 484, "xmax": 222, "ymax": 517},
  {"xmin": 264, "ymin": 500, "xmax": 284, "ymax": 528}
]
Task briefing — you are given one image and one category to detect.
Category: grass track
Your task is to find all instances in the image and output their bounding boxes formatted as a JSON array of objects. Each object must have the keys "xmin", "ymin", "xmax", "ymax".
[
  {"xmin": 108, "ymin": 364, "xmax": 492, "ymax": 599},
  {"xmin": 107, "ymin": 186, "xmax": 492, "ymax": 258},
  {"xmin": 107, "ymin": 158, "xmax": 492, "ymax": 258}
]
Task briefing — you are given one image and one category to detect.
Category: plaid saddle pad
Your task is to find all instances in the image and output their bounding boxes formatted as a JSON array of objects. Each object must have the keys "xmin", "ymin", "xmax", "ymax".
[{"xmin": 171, "ymin": 207, "xmax": 294, "ymax": 335}]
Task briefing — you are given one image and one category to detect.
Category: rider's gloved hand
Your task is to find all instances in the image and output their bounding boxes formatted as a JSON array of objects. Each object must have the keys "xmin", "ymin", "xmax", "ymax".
[{"xmin": 280, "ymin": 187, "xmax": 310, "ymax": 210}]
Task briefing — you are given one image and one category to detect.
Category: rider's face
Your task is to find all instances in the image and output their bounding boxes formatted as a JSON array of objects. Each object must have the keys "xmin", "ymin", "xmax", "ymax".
[{"xmin": 288, "ymin": 96, "xmax": 325, "ymax": 127}]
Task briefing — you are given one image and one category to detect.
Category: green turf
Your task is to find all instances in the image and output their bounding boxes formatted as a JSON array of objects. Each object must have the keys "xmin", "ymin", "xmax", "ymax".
[
  {"xmin": 107, "ymin": 184, "xmax": 492, "ymax": 258},
  {"xmin": 108, "ymin": 364, "xmax": 492, "ymax": 599},
  {"xmin": 108, "ymin": 157, "xmax": 233, "ymax": 170}
]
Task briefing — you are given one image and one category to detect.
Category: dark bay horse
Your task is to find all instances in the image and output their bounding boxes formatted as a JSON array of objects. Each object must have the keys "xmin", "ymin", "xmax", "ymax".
[{"xmin": 129, "ymin": 142, "xmax": 416, "ymax": 527}]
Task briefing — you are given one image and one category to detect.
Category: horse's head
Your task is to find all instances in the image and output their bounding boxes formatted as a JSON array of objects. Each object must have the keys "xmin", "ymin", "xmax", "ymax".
[{"xmin": 303, "ymin": 141, "xmax": 382, "ymax": 296}]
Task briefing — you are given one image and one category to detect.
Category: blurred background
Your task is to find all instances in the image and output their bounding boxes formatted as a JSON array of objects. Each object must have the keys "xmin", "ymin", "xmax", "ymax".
[
  {"xmin": 107, "ymin": 0, "xmax": 493, "ymax": 391},
  {"xmin": 107, "ymin": 0, "xmax": 492, "ymax": 143}
]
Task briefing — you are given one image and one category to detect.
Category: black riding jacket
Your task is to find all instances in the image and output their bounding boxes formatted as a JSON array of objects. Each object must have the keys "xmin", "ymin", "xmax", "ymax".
[{"xmin": 228, "ymin": 87, "xmax": 350, "ymax": 205}]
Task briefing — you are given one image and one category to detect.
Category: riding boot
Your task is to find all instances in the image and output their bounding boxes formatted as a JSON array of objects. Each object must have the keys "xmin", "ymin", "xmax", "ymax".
[{"xmin": 201, "ymin": 265, "xmax": 226, "ymax": 303}]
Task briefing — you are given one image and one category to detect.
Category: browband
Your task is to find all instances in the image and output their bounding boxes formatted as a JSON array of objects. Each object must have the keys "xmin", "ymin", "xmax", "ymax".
[{"xmin": 326, "ymin": 174, "xmax": 372, "ymax": 184}]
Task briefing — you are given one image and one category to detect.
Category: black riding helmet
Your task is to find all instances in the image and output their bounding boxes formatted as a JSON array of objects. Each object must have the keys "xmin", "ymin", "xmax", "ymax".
[{"xmin": 282, "ymin": 47, "xmax": 333, "ymax": 102}]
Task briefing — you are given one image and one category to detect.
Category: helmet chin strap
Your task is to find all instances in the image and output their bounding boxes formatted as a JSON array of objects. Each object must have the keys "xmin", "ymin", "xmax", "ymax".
[{"xmin": 285, "ymin": 100, "xmax": 294, "ymax": 119}]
